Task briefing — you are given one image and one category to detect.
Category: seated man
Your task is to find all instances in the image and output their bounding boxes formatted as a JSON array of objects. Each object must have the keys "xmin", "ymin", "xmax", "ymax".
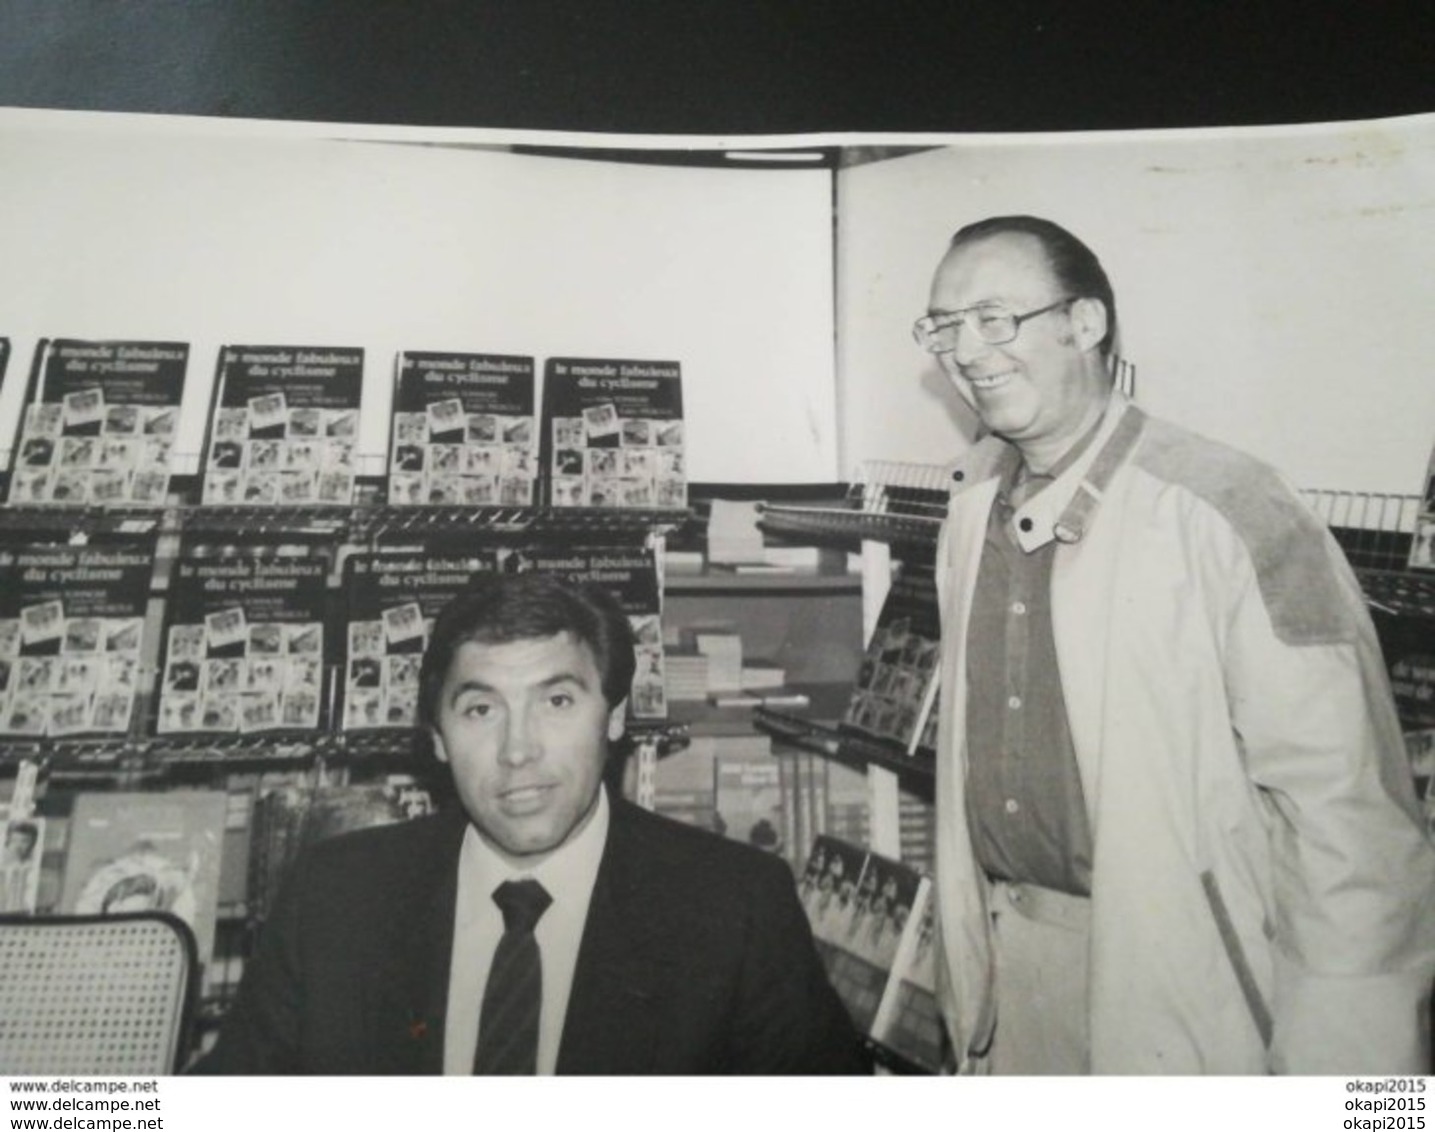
[{"xmin": 197, "ymin": 572, "xmax": 867, "ymax": 1074}]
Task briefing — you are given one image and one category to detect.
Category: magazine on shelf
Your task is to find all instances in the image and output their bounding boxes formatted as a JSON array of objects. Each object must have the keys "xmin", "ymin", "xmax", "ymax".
[
  {"xmin": 539, "ymin": 356, "xmax": 685, "ymax": 509},
  {"xmin": 5, "ymin": 339, "xmax": 188, "ymax": 506},
  {"xmin": 839, "ymin": 561, "xmax": 941, "ymax": 756},
  {"xmin": 508, "ymin": 544, "xmax": 667, "ymax": 719},
  {"xmin": 339, "ymin": 547, "xmax": 502, "ymax": 731},
  {"xmin": 797, "ymin": 836, "xmax": 925, "ymax": 1043},
  {"xmin": 868, "ymin": 873, "xmax": 944, "ymax": 1073},
  {"xmin": 712, "ymin": 737, "xmax": 785, "ymax": 858},
  {"xmin": 248, "ymin": 779, "xmax": 434, "ymax": 923},
  {"xmin": 797, "ymin": 835, "xmax": 942, "ymax": 1070},
  {"xmin": 199, "ymin": 344, "xmax": 363, "ymax": 505},
  {"xmin": 155, "ymin": 548, "xmax": 332, "ymax": 736},
  {"xmin": 647, "ymin": 735, "xmax": 718, "ymax": 834},
  {"xmin": 0, "ymin": 538, "xmax": 157, "ymax": 738},
  {"xmin": 58, "ymin": 790, "xmax": 228, "ymax": 965},
  {"xmin": 388, "ymin": 350, "xmax": 536, "ymax": 506},
  {"xmin": 1410, "ymin": 439, "xmax": 1435, "ymax": 571},
  {"xmin": 0, "ymin": 806, "xmax": 45, "ymax": 915}
]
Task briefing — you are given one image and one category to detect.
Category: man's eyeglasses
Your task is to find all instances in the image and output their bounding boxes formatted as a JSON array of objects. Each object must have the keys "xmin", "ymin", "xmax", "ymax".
[{"xmin": 912, "ymin": 297, "xmax": 1077, "ymax": 353}]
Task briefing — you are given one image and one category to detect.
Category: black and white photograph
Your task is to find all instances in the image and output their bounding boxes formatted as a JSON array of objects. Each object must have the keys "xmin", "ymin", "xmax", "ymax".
[{"xmin": 0, "ymin": 6, "xmax": 1429, "ymax": 1105}]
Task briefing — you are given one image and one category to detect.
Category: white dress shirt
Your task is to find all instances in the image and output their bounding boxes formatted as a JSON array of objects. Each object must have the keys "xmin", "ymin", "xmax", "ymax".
[{"xmin": 442, "ymin": 787, "xmax": 609, "ymax": 1075}]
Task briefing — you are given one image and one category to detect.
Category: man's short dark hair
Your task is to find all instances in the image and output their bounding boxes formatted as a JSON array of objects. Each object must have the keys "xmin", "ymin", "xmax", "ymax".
[
  {"xmin": 417, "ymin": 572, "xmax": 637, "ymax": 730},
  {"xmin": 950, "ymin": 215, "xmax": 1118, "ymax": 357}
]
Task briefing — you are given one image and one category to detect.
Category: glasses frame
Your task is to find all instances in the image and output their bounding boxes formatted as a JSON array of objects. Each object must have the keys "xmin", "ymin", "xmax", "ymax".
[{"xmin": 912, "ymin": 296, "xmax": 1078, "ymax": 354}]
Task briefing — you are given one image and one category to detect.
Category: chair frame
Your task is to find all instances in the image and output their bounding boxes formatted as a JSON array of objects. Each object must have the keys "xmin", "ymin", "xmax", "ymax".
[{"xmin": 0, "ymin": 910, "xmax": 201, "ymax": 1075}]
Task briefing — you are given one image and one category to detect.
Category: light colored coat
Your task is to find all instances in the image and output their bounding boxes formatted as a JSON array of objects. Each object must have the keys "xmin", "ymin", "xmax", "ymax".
[{"xmin": 934, "ymin": 393, "xmax": 1435, "ymax": 1074}]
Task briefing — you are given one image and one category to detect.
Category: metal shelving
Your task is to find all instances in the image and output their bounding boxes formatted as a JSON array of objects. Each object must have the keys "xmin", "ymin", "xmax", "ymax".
[{"xmin": 0, "ymin": 502, "xmax": 695, "ymax": 541}]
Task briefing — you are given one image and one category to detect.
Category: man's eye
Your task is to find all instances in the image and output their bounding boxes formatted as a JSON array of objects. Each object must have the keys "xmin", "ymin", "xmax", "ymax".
[
  {"xmin": 461, "ymin": 701, "xmax": 492, "ymax": 718},
  {"xmin": 548, "ymin": 692, "xmax": 574, "ymax": 709}
]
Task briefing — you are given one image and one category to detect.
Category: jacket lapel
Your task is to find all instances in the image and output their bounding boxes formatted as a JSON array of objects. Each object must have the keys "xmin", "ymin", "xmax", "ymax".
[
  {"xmin": 556, "ymin": 803, "xmax": 667, "ymax": 1074},
  {"xmin": 367, "ymin": 808, "xmax": 467, "ymax": 1075}
]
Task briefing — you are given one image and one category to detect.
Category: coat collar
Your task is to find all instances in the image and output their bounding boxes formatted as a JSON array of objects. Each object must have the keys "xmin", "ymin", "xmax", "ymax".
[
  {"xmin": 554, "ymin": 799, "xmax": 672, "ymax": 1074},
  {"xmin": 947, "ymin": 393, "xmax": 1147, "ymax": 553},
  {"xmin": 368, "ymin": 807, "xmax": 468, "ymax": 1075}
]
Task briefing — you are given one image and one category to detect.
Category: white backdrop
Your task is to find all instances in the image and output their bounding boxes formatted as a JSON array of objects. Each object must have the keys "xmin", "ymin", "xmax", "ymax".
[
  {"xmin": 836, "ymin": 115, "xmax": 1435, "ymax": 495},
  {"xmin": 4, "ymin": 110, "xmax": 1433, "ymax": 496},
  {"xmin": 0, "ymin": 111, "xmax": 839, "ymax": 484}
]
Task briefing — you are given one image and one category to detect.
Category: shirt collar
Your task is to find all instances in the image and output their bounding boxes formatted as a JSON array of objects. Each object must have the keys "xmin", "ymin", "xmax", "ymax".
[
  {"xmin": 998, "ymin": 397, "xmax": 1112, "ymax": 510},
  {"xmin": 458, "ymin": 784, "xmax": 611, "ymax": 923},
  {"xmin": 1002, "ymin": 393, "xmax": 1145, "ymax": 554}
]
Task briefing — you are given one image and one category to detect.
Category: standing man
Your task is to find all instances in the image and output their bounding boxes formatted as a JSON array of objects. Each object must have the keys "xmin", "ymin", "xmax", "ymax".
[
  {"xmin": 915, "ymin": 214, "xmax": 1435, "ymax": 1074},
  {"xmin": 199, "ymin": 572, "xmax": 865, "ymax": 1074}
]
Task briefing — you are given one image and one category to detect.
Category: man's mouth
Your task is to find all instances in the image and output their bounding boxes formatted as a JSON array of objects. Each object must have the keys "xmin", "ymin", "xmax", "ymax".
[
  {"xmin": 500, "ymin": 784, "xmax": 555, "ymax": 811},
  {"xmin": 965, "ymin": 370, "xmax": 1014, "ymax": 392}
]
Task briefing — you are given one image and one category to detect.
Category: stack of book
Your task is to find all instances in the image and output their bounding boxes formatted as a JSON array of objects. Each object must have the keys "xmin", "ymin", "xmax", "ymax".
[
  {"xmin": 691, "ymin": 626, "xmax": 743, "ymax": 696},
  {"xmin": 663, "ymin": 649, "xmax": 710, "ymax": 702}
]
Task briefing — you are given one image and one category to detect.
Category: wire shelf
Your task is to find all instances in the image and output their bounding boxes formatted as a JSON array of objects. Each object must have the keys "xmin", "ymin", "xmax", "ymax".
[
  {"xmin": 0, "ymin": 503, "xmax": 695, "ymax": 541},
  {"xmin": 753, "ymin": 707, "xmax": 934, "ymax": 787},
  {"xmin": 0, "ymin": 720, "xmax": 689, "ymax": 776},
  {"xmin": 758, "ymin": 460, "xmax": 950, "ymax": 552},
  {"xmin": 1302, "ymin": 489, "xmax": 1434, "ymax": 618}
]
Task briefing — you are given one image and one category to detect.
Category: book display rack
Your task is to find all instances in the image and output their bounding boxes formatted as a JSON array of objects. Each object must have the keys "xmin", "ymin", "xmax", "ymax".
[{"xmin": 0, "ymin": 503, "xmax": 694, "ymax": 779}]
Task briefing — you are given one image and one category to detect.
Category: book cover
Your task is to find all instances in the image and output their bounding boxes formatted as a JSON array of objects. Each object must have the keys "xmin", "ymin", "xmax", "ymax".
[
  {"xmin": 199, "ymin": 345, "xmax": 363, "ymax": 505},
  {"xmin": 249, "ymin": 779, "xmax": 433, "ymax": 923},
  {"xmin": 797, "ymin": 836, "xmax": 915, "ymax": 1036},
  {"xmin": 339, "ymin": 547, "xmax": 502, "ymax": 730},
  {"xmin": 712, "ymin": 738, "xmax": 785, "ymax": 858},
  {"xmin": 824, "ymin": 759, "xmax": 871, "ymax": 848},
  {"xmin": 0, "ymin": 538, "xmax": 156, "ymax": 738},
  {"xmin": 840, "ymin": 561, "xmax": 941, "ymax": 756},
  {"xmin": 156, "ymin": 548, "xmax": 332, "ymax": 736},
  {"xmin": 1, "ymin": 807, "xmax": 45, "ymax": 914},
  {"xmin": 508, "ymin": 545, "xmax": 667, "ymax": 719},
  {"xmin": 59, "ymin": 790, "xmax": 228, "ymax": 965},
  {"xmin": 647, "ymin": 736, "xmax": 718, "ymax": 833},
  {"xmin": 6, "ymin": 339, "xmax": 187, "ymax": 506},
  {"xmin": 869, "ymin": 874, "xmax": 944, "ymax": 1073},
  {"xmin": 1411, "ymin": 440, "xmax": 1435, "ymax": 570},
  {"xmin": 388, "ymin": 351, "xmax": 536, "ymax": 506},
  {"xmin": 539, "ymin": 356, "xmax": 685, "ymax": 509},
  {"xmin": 1374, "ymin": 610, "xmax": 1435, "ymax": 733}
]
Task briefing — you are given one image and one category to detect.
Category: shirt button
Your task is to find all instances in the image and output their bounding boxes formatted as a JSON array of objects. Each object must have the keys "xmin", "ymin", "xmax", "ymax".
[
  {"xmin": 1007, "ymin": 695, "xmax": 1022, "ymax": 710},
  {"xmin": 1011, "ymin": 601, "xmax": 1026, "ymax": 615},
  {"xmin": 1019, "ymin": 518, "xmax": 1034, "ymax": 533},
  {"xmin": 1004, "ymin": 798, "xmax": 1020, "ymax": 815},
  {"xmin": 952, "ymin": 469, "xmax": 965, "ymax": 482}
]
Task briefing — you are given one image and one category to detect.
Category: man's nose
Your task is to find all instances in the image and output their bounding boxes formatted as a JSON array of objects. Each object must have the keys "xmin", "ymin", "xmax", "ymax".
[
  {"xmin": 949, "ymin": 321, "xmax": 992, "ymax": 368},
  {"xmin": 500, "ymin": 709, "xmax": 539, "ymax": 766}
]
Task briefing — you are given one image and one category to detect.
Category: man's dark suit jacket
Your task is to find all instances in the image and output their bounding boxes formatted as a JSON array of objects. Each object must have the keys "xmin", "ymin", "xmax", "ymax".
[{"xmin": 196, "ymin": 795, "xmax": 869, "ymax": 1074}]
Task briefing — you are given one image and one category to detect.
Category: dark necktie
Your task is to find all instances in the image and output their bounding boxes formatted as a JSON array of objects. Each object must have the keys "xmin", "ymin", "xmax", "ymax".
[{"xmin": 473, "ymin": 878, "xmax": 552, "ymax": 1075}]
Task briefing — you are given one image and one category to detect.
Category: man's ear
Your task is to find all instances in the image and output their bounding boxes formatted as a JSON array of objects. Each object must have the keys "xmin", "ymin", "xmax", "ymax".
[
  {"xmin": 429, "ymin": 728, "xmax": 450, "ymax": 764},
  {"xmin": 606, "ymin": 700, "xmax": 627, "ymax": 743},
  {"xmin": 1070, "ymin": 296, "xmax": 1108, "ymax": 354}
]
